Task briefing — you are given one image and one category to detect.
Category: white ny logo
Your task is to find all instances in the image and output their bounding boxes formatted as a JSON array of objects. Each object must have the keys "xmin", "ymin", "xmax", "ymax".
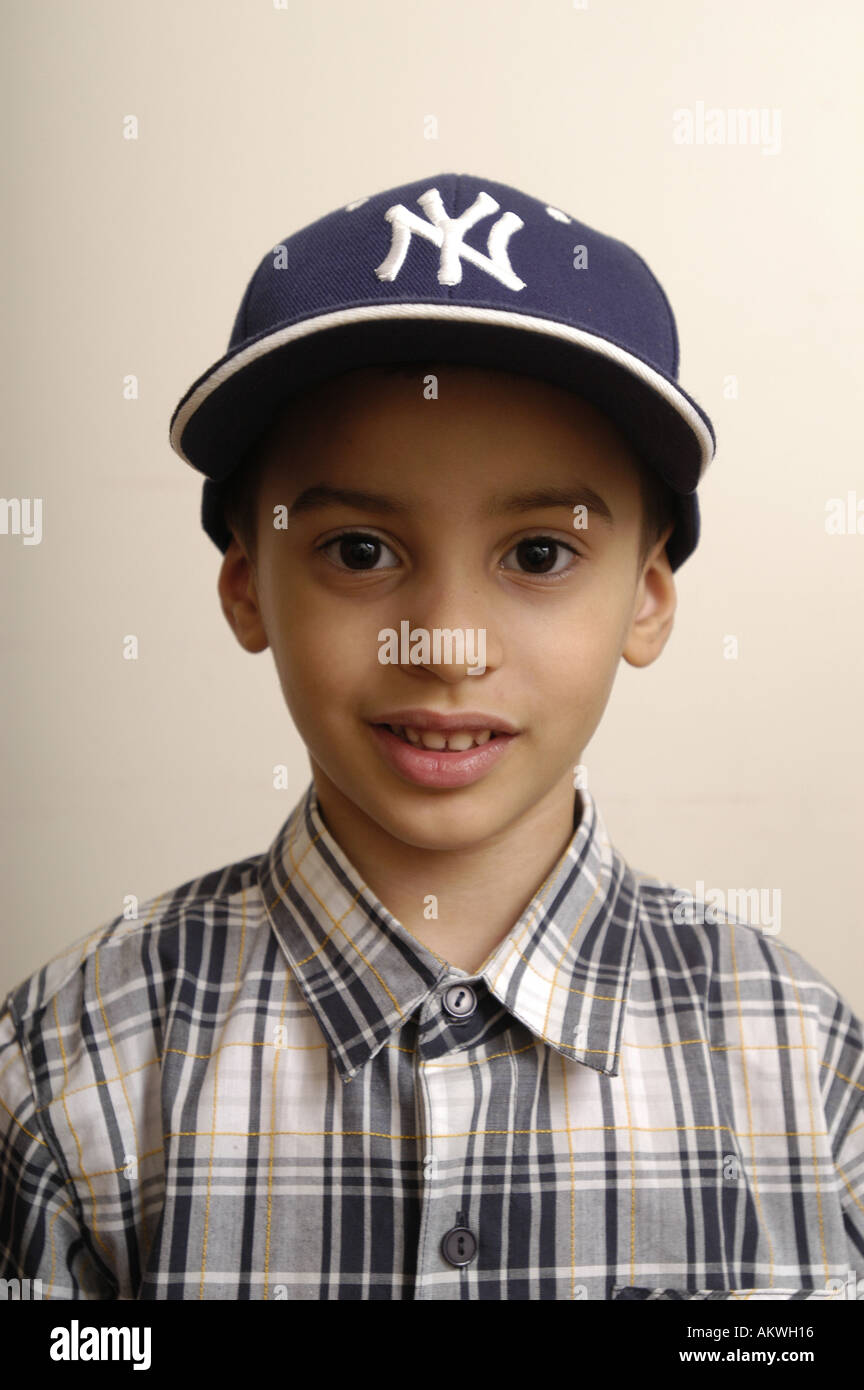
[{"xmin": 374, "ymin": 187, "xmax": 526, "ymax": 291}]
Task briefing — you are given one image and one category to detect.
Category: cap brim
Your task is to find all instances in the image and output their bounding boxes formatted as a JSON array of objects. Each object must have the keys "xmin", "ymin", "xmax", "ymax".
[{"xmin": 172, "ymin": 304, "xmax": 714, "ymax": 568}]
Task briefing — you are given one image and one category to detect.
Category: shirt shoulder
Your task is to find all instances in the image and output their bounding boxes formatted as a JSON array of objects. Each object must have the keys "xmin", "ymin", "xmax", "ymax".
[
  {"xmin": 627, "ymin": 863, "xmax": 864, "ymax": 1161},
  {"xmin": 631, "ymin": 862, "xmax": 854, "ymax": 994},
  {"xmin": 2, "ymin": 846, "xmax": 267, "ymax": 1043}
]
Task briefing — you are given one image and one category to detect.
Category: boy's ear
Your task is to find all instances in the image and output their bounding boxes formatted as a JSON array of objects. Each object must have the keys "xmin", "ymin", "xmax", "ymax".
[
  {"xmin": 621, "ymin": 531, "xmax": 677, "ymax": 668},
  {"xmin": 217, "ymin": 538, "xmax": 270, "ymax": 654}
]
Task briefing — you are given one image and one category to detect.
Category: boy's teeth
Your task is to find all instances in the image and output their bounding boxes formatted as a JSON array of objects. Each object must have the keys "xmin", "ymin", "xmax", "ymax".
[{"xmin": 388, "ymin": 725, "xmax": 495, "ymax": 750}]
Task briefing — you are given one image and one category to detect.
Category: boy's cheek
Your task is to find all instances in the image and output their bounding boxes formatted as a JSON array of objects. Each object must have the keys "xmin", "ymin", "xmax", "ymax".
[{"xmin": 270, "ymin": 631, "xmax": 376, "ymax": 724}]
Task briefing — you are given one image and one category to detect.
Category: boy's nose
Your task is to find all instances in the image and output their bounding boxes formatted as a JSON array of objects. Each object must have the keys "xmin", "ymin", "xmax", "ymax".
[
  {"xmin": 419, "ymin": 639, "xmax": 489, "ymax": 683},
  {"xmin": 378, "ymin": 617, "xmax": 498, "ymax": 681}
]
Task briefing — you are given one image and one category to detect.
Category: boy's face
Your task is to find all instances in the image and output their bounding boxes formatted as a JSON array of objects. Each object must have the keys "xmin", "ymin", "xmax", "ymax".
[{"xmin": 218, "ymin": 363, "xmax": 676, "ymax": 853}]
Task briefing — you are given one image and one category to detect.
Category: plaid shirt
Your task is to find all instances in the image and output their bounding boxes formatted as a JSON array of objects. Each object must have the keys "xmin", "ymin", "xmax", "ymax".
[{"xmin": 2, "ymin": 781, "xmax": 862, "ymax": 1301}]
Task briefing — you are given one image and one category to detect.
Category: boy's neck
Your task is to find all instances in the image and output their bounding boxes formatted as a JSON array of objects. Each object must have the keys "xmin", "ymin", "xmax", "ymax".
[{"xmin": 309, "ymin": 765, "xmax": 580, "ymax": 975}]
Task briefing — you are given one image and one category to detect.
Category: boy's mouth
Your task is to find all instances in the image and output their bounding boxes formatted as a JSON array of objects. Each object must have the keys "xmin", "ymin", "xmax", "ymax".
[
  {"xmin": 375, "ymin": 723, "xmax": 501, "ymax": 752},
  {"xmin": 368, "ymin": 716, "xmax": 519, "ymax": 789}
]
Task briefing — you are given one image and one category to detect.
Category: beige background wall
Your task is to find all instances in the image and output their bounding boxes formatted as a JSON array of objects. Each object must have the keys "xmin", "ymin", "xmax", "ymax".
[{"xmin": 2, "ymin": 0, "xmax": 862, "ymax": 1014}]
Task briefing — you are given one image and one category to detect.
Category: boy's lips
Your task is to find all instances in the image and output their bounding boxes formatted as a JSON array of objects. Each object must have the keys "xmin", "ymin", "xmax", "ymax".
[
  {"xmin": 369, "ymin": 708, "xmax": 520, "ymax": 735},
  {"xmin": 367, "ymin": 710, "xmax": 521, "ymax": 789}
]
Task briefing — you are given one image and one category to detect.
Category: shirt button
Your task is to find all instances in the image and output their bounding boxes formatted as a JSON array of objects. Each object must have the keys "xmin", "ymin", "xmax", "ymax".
[
  {"xmin": 442, "ymin": 983, "xmax": 477, "ymax": 1020},
  {"xmin": 441, "ymin": 1225, "xmax": 478, "ymax": 1267}
]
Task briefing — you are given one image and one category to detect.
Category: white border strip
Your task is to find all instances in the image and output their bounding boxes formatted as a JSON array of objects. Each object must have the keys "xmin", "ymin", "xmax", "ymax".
[{"xmin": 170, "ymin": 303, "xmax": 715, "ymax": 476}]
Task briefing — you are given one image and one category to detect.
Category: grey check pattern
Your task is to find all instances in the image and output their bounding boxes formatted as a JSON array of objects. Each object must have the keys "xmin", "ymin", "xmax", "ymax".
[{"xmin": 2, "ymin": 783, "xmax": 862, "ymax": 1300}]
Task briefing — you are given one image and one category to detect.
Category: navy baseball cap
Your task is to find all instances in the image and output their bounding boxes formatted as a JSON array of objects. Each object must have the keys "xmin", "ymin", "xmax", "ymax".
[{"xmin": 169, "ymin": 172, "xmax": 715, "ymax": 569}]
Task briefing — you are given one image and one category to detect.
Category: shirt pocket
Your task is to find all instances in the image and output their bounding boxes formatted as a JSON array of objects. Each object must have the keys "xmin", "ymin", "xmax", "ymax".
[{"xmin": 611, "ymin": 1285, "xmax": 843, "ymax": 1300}]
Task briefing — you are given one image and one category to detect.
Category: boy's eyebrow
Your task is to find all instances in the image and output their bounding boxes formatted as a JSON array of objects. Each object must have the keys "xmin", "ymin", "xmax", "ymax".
[
  {"xmin": 288, "ymin": 485, "xmax": 409, "ymax": 518},
  {"xmin": 288, "ymin": 483, "xmax": 614, "ymax": 524},
  {"xmin": 484, "ymin": 485, "xmax": 614, "ymax": 525}
]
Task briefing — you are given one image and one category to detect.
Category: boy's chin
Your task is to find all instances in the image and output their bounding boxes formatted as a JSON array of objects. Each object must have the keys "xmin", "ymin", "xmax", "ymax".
[
  {"xmin": 368, "ymin": 792, "xmax": 521, "ymax": 852},
  {"xmin": 349, "ymin": 769, "xmax": 541, "ymax": 847}
]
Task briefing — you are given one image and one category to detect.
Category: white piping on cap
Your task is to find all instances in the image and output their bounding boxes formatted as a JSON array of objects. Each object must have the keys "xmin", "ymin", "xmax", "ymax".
[{"xmin": 170, "ymin": 302, "xmax": 715, "ymax": 478}]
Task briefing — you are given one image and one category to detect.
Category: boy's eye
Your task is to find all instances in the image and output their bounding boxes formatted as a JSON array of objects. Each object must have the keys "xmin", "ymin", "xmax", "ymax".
[
  {"xmin": 316, "ymin": 531, "xmax": 580, "ymax": 576},
  {"xmin": 318, "ymin": 531, "xmax": 399, "ymax": 570},
  {"xmin": 501, "ymin": 536, "xmax": 578, "ymax": 575}
]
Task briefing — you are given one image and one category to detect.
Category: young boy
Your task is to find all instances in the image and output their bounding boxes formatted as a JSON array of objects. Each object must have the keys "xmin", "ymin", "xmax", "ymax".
[{"xmin": 2, "ymin": 173, "xmax": 861, "ymax": 1301}]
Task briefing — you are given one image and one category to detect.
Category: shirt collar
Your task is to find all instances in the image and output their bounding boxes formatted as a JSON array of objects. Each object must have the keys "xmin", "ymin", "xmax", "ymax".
[{"xmin": 257, "ymin": 781, "xmax": 641, "ymax": 1083}]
